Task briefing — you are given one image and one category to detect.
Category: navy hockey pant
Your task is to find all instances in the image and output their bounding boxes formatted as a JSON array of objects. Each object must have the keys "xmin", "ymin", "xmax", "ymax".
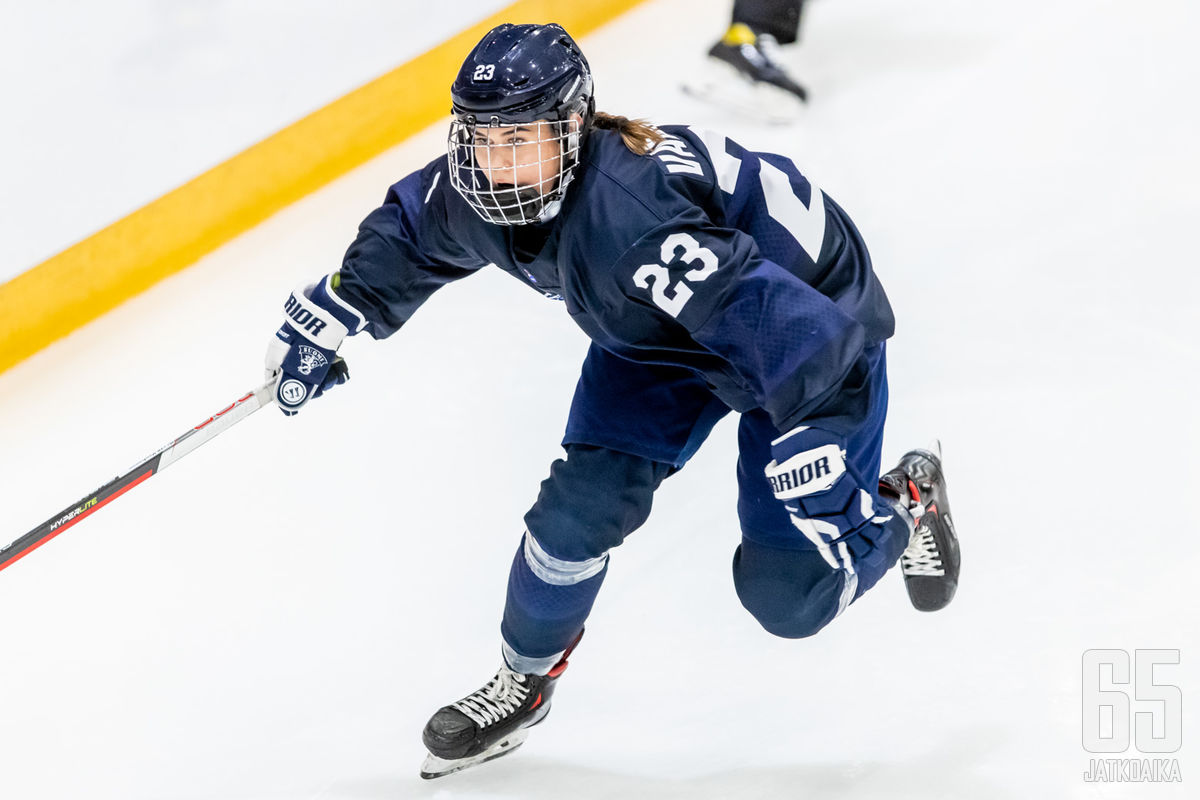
[{"xmin": 500, "ymin": 343, "xmax": 910, "ymax": 674}]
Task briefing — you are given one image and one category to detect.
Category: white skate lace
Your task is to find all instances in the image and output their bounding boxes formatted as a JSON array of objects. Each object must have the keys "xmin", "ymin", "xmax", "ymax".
[
  {"xmin": 901, "ymin": 523, "xmax": 945, "ymax": 577},
  {"xmin": 738, "ymin": 41, "xmax": 768, "ymax": 70},
  {"xmin": 755, "ymin": 34, "xmax": 786, "ymax": 69},
  {"xmin": 452, "ymin": 667, "xmax": 531, "ymax": 728}
]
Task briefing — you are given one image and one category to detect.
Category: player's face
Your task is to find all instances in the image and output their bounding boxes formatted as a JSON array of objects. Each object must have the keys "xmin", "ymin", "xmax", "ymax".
[{"xmin": 470, "ymin": 115, "xmax": 580, "ymax": 195}]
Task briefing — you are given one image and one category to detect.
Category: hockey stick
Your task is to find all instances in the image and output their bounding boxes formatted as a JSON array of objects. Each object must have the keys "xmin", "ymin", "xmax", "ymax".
[{"xmin": 0, "ymin": 381, "xmax": 276, "ymax": 574}]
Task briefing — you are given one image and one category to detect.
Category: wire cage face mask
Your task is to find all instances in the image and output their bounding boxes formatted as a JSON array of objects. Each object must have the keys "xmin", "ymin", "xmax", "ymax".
[{"xmin": 447, "ymin": 116, "xmax": 583, "ymax": 226}]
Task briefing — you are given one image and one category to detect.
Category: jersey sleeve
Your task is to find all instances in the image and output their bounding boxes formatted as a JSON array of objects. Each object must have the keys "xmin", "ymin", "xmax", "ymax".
[
  {"xmin": 332, "ymin": 161, "xmax": 485, "ymax": 339},
  {"xmin": 613, "ymin": 219, "xmax": 869, "ymax": 432}
]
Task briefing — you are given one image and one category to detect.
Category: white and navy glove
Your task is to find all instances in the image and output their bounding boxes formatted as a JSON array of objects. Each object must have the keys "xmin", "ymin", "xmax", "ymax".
[
  {"xmin": 265, "ymin": 276, "xmax": 361, "ymax": 415},
  {"xmin": 764, "ymin": 426, "xmax": 890, "ymax": 565}
]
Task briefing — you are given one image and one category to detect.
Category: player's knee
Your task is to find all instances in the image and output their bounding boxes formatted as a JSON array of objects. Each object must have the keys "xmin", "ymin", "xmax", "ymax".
[
  {"xmin": 525, "ymin": 444, "xmax": 670, "ymax": 562},
  {"xmin": 762, "ymin": 613, "xmax": 832, "ymax": 640},
  {"xmin": 731, "ymin": 542, "xmax": 847, "ymax": 639},
  {"xmin": 735, "ymin": 577, "xmax": 838, "ymax": 639}
]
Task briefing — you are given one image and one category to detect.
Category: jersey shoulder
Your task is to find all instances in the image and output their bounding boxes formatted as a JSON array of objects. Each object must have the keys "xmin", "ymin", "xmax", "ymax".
[
  {"xmin": 576, "ymin": 125, "xmax": 719, "ymax": 219},
  {"xmin": 561, "ymin": 127, "xmax": 722, "ymax": 265},
  {"xmin": 375, "ymin": 155, "xmax": 492, "ymax": 267},
  {"xmin": 384, "ymin": 156, "xmax": 443, "ymax": 210},
  {"xmin": 384, "ymin": 156, "xmax": 472, "ymax": 234}
]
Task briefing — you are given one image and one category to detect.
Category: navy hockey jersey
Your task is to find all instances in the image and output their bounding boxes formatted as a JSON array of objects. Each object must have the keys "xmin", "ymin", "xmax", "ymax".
[{"xmin": 334, "ymin": 125, "xmax": 894, "ymax": 432}]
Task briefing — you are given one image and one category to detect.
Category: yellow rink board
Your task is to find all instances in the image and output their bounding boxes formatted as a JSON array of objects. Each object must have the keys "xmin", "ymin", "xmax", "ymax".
[{"xmin": 0, "ymin": 0, "xmax": 648, "ymax": 375}]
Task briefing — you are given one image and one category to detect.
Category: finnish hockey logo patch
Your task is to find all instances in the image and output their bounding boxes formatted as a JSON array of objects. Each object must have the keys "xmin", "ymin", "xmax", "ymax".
[
  {"xmin": 296, "ymin": 345, "xmax": 328, "ymax": 376},
  {"xmin": 765, "ymin": 444, "xmax": 846, "ymax": 499}
]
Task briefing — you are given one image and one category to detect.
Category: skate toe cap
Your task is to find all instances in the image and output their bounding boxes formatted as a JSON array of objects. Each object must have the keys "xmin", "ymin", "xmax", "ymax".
[
  {"xmin": 907, "ymin": 577, "xmax": 957, "ymax": 612},
  {"xmin": 423, "ymin": 708, "xmax": 476, "ymax": 757}
]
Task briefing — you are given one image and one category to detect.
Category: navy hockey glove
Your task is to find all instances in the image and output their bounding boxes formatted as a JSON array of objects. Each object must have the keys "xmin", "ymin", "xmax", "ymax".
[
  {"xmin": 765, "ymin": 425, "xmax": 887, "ymax": 554},
  {"xmin": 264, "ymin": 276, "xmax": 362, "ymax": 415}
]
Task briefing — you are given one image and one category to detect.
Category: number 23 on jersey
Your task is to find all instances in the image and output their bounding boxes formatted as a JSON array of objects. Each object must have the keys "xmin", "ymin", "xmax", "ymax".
[
  {"xmin": 632, "ymin": 233, "xmax": 718, "ymax": 318},
  {"xmin": 632, "ymin": 134, "xmax": 827, "ymax": 319}
]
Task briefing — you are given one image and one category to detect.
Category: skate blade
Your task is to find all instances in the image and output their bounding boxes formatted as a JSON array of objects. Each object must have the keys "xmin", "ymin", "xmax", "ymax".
[
  {"xmin": 419, "ymin": 729, "xmax": 529, "ymax": 780},
  {"xmin": 681, "ymin": 59, "xmax": 805, "ymax": 125}
]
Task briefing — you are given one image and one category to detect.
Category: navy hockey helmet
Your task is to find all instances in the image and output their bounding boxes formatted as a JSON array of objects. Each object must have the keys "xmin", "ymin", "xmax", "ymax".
[{"xmin": 447, "ymin": 23, "xmax": 595, "ymax": 225}]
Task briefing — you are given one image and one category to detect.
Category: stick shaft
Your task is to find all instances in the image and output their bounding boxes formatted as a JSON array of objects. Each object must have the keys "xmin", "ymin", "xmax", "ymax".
[{"xmin": 0, "ymin": 382, "xmax": 274, "ymax": 574}]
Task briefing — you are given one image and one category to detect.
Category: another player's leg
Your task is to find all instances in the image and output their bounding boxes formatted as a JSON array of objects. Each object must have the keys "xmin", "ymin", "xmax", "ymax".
[
  {"xmin": 730, "ymin": 0, "xmax": 805, "ymax": 46},
  {"xmin": 684, "ymin": 0, "xmax": 809, "ymax": 120},
  {"xmin": 879, "ymin": 442, "xmax": 961, "ymax": 611}
]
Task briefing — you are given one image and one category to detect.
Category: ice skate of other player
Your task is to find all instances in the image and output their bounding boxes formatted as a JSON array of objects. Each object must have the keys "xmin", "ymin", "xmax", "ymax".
[{"xmin": 683, "ymin": 23, "xmax": 808, "ymax": 124}]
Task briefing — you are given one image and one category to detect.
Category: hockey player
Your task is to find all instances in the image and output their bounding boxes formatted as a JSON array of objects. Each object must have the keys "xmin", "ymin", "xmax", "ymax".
[
  {"xmin": 264, "ymin": 23, "xmax": 961, "ymax": 778},
  {"xmin": 685, "ymin": 0, "xmax": 810, "ymax": 119}
]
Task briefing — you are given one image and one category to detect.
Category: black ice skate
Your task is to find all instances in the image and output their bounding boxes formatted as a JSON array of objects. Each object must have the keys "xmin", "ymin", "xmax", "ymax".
[
  {"xmin": 420, "ymin": 642, "xmax": 577, "ymax": 779},
  {"xmin": 683, "ymin": 23, "xmax": 808, "ymax": 122},
  {"xmin": 879, "ymin": 441, "xmax": 960, "ymax": 612}
]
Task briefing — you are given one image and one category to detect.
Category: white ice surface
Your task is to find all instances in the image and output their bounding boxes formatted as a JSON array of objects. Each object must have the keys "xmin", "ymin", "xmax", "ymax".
[
  {"xmin": 1, "ymin": 0, "xmax": 1198, "ymax": 798},
  {"xmin": 0, "ymin": 0, "xmax": 508, "ymax": 280}
]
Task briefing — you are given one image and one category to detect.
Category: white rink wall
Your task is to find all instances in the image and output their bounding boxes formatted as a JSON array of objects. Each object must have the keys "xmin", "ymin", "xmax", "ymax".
[
  {"xmin": 0, "ymin": 0, "xmax": 508, "ymax": 280},
  {"xmin": 0, "ymin": 1, "xmax": 1197, "ymax": 798}
]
